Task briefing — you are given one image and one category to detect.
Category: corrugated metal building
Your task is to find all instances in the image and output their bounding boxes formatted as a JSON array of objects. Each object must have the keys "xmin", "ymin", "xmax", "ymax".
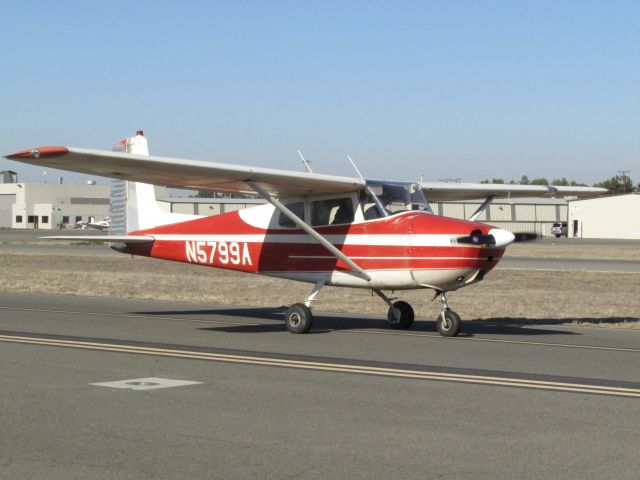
[
  {"xmin": 432, "ymin": 198, "xmax": 567, "ymax": 236},
  {"xmin": 156, "ymin": 197, "xmax": 265, "ymax": 216},
  {"xmin": 568, "ymin": 194, "xmax": 640, "ymax": 239}
]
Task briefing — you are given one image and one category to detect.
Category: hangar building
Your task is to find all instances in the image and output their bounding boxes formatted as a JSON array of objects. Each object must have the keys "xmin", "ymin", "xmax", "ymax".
[
  {"xmin": 568, "ymin": 194, "xmax": 640, "ymax": 239},
  {"xmin": 0, "ymin": 172, "xmax": 110, "ymax": 229}
]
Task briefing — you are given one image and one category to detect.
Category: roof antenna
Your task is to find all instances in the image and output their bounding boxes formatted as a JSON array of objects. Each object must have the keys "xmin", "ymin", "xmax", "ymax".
[
  {"xmin": 297, "ymin": 149, "xmax": 313, "ymax": 173},
  {"xmin": 347, "ymin": 154, "xmax": 365, "ymax": 180}
]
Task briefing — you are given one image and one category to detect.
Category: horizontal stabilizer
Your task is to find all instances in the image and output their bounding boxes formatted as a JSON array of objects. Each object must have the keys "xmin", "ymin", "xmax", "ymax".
[{"xmin": 41, "ymin": 235, "xmax": 155, "ymax": 244}]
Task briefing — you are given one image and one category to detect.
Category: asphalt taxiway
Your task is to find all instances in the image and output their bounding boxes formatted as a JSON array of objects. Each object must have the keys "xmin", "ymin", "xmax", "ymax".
[{"xmin": 1, "ymin": 292, "xmax": 639, "ymax": 479}]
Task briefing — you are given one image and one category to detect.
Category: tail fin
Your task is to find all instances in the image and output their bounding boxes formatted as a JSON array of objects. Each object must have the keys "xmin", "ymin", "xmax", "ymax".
[{"xmin": 109, "ymin": 131, "xmax": 201, "ymax": 234}]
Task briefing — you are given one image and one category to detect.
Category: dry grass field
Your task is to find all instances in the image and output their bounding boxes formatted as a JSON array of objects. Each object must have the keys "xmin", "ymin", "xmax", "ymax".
[
  {"xmin": 2, "ymin": 245, "xmax": 639, "ymax": 328},
  {"xmin": 506, "ymin": 242, "xmax": 640, "ymax": 260}
]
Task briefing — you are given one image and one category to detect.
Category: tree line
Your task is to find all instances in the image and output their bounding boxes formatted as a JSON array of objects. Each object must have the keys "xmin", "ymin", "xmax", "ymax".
[{"xmin": 480, "ymin": 174, "xmax": 638, "ymax": 194}]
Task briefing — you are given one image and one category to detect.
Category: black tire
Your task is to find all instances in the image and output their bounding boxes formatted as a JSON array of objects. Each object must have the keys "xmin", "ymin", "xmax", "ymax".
[
  {"xmin": 437, "ymin": 310, "xmax": 461, "ymax": 337},
  {"xmin": 387, "ymin": 300, "xmax": 414, "ymax": 330},
  {"xmin": 555, "ymin": 234, "xmax": 560, "ymax": 238},
  {"xmin": 285, "ymin": 303, "xmax": 313, "ymax": 334}
]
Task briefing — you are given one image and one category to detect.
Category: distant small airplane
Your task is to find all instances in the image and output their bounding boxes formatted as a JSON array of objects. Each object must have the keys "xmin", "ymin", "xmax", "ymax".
[
  {"xmin": 76, "ymin": 216, "xmax": 110, "ymax": 231},
  {"xmin": 5, "ymin": 131, "xmax": 606, "ymax": 336}
]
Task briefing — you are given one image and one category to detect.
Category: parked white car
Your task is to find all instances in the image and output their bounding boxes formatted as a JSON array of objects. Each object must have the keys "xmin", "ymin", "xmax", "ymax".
[{"xmin": 551, "ymin": 222, "xmax": 567, "ymax": 238}]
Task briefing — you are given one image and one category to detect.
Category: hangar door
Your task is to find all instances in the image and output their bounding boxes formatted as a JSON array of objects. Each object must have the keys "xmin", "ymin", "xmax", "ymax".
[{"xmin": 0, "ymin": 194, "xmax": 16, "ymax": 228}]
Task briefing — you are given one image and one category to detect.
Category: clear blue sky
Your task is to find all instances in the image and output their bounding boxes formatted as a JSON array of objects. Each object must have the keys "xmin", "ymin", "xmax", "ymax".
[{"xmin": 1, "ymin": 0, "xmax": 638, "ymax": 186}]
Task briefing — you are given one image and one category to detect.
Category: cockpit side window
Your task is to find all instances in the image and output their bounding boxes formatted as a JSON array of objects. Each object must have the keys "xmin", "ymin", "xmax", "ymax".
[
  {"xmin": 278, "ymin": 201, "xmax": 305, "ymax": 228},
  {"xmin": 364, "ymin": 181, "xmax": 432, "ymax": 216},
  {"xmin": 360, "ymin": 189, "xmax": 387, "ymax": 220}
]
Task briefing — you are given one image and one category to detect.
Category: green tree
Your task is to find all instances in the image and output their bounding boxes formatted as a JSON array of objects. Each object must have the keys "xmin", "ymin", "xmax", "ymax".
[
  {"xmin": 594, "ymin": 175, "xmax": 635, "ymax": 194},
  {"xmin": 530, "ymin": 178, "xmax": 549, "ymax": 185},
  {"xmin": 520, "ymin": 175, "xmax": 530, "ymax": 185}
]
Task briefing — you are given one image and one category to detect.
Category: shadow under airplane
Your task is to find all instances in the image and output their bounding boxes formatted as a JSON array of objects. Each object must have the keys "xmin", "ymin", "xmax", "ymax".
[{"xmin": 131, "ymin": 307, "xmax": 639, "ymax": 337}]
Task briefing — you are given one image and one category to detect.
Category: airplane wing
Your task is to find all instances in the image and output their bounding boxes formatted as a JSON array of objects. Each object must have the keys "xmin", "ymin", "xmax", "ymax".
[
  {"xmin": 5, "ymin": 146, "xmax": 365, "ymax": 196},
  {"xmin": 420, "ymin": 182, "xmax": 607, "ymax": 201}
]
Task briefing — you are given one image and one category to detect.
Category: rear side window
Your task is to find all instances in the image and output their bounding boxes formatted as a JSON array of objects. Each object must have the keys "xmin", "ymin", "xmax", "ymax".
[{"xmin": 310, "ymin": 198, "xmax": 354, "ymax": 226}]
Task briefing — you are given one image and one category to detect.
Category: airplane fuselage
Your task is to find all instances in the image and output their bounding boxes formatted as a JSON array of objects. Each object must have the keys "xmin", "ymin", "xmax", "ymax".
[{"xmin": 123, "ymin": 205, "xmax": 504, "ymax": 292}]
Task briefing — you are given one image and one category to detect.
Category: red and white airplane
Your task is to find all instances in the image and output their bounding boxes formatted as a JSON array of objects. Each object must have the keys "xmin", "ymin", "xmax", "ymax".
[{"xmin": 5, "ymin": 132, "xmax": 605, "ymax": 336}]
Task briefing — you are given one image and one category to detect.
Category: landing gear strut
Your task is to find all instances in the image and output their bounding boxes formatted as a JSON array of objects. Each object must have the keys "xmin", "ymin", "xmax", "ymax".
[{"xmin": 436, "ymin": 291, "xmax": 461, "ymax": 337}]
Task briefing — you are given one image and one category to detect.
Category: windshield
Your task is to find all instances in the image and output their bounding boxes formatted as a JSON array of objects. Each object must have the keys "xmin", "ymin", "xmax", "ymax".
[{"xmin": 362, "ymin": 181, "xmax": 432, "ymax": 220}]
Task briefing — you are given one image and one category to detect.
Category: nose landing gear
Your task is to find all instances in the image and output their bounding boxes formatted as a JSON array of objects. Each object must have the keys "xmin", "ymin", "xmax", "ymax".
[{"xmin": 436, "ymin": 291, "xmax": 461, "ymax": 337}]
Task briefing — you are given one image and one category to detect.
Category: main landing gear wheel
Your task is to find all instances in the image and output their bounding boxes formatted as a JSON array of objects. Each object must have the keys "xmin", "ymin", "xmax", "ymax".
[
  {"xmin": 285, "ymin": 303, "xmax": 313, "ymax": 334},
  {"xmin": 437, "ymin": 310, "xmax": 461, "ymax": 337},
  {"xmin": 387, "ymin": 300, "xmax": 415, "ymax": 330}
]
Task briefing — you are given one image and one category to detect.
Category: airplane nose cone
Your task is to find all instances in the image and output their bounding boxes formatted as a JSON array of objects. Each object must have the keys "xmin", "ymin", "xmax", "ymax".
[{"xmin": 488, "ymin": 228, "xmax": 515, "ymax": 248}]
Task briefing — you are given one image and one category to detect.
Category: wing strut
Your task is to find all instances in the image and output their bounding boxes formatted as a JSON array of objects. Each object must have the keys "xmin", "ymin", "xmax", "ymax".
[
  {"xmin": 246, "ymin": 181, "xmax": 372, "ymax": 281},
  {"xmin": 467, "ymin": 195, "xmax": 496, "ymax": 222}
]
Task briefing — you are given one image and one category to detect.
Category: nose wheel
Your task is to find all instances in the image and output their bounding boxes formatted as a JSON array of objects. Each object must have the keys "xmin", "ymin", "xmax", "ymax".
[{"xmin": 436, "ymin": 292, "xmax": 461, "ymax": 337}]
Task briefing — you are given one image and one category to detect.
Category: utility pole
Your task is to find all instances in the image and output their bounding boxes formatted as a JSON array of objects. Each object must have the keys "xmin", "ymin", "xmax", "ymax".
[{"xmin": 618, "ymin": 170, "xmax": 631, "ymax": 193}]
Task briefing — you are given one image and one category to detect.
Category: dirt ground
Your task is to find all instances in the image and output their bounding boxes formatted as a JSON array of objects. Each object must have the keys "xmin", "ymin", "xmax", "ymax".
[{"xmin": 1, "ymin": 251, "xmax": 639, "ymax": 328}]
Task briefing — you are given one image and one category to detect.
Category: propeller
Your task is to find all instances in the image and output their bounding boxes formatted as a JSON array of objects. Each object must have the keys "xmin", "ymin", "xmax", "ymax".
[
  {"xmin": 456, "ymin": 229, "xmax": 538, "ymax": 247},
  {"xmin": 456, "ymin": 231, "xmax": 496, "ymax": 246}
]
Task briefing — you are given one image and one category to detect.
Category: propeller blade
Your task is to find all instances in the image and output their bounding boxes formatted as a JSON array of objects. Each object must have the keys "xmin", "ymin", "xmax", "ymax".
[
  {"xmin": 455, "ymin": 231, "xmax": 496, "ymax": 246},
  {"xmin": 513, "ymin": 232, "xmax": 538, "ymax": 242},
  {"xmin": 455, "ymin": 228, "xmax": 516, "ymax": 248}
]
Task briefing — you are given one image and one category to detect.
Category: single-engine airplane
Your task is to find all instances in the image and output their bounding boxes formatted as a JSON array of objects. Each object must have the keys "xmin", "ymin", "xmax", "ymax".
[
  {"xmin": 5, "ymin": 131, "xmax": 606, "ymax": 336},
  {"xmin": 76, "ymin": 216, "xmax": 110, "ymax": 231}
]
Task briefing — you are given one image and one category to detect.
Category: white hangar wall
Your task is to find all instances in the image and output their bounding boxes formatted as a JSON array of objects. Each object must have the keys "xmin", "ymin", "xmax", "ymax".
[
  {"xmin": 568, "ymin": 194, "xmax": 640, "ymax": 239},
  {"xmin": 0, "ymin": 183, "xmax": 110, "ymax": 229}
]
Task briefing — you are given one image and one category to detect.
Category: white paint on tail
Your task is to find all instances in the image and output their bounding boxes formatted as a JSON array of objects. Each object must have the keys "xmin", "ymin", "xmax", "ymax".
[{"xmin": 109, "ymin": 131, "xmax": 201, "ymax": 234}]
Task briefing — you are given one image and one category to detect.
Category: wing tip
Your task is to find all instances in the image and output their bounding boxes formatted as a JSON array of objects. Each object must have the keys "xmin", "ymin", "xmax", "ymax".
[{"xmin": 5, "ymin": 146, "xmax": 69, "ymax": 160}]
